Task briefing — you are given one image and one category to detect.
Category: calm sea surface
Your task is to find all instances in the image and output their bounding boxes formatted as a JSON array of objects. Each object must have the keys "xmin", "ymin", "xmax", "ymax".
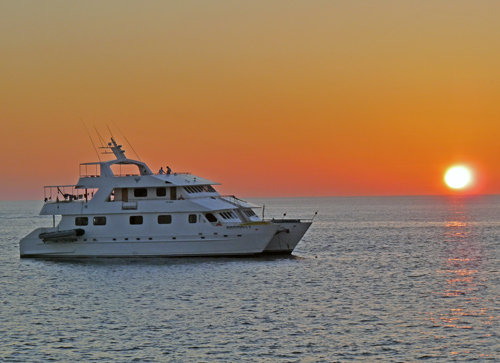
[{"xmin": 1, "ymin": 196, "xmax": 499, "ymax": 362}]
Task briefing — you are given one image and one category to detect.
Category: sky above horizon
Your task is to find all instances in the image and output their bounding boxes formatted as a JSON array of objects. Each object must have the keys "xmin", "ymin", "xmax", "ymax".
[{"xmin": 1, "ymin": 1, "xmax": 500, "ymax": 200}]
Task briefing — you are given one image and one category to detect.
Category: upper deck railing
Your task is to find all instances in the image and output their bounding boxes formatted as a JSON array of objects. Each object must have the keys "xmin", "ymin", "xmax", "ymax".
[
  {"xmin": 79, "ymin": 162, "xmax": 193, "ymax": 178},
  {"xmin": 79, "ymin": 163, "xmax": 100, "ymax": 178}
]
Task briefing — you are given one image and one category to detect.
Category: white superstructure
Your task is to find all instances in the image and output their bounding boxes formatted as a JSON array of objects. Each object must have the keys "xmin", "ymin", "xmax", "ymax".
[{"xmin": 20, "ymin": 138, "xmax": 311, "ymax": 258}]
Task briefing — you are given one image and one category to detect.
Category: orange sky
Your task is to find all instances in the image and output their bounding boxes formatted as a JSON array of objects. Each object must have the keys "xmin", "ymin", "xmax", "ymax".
[{"xmin": 1, "ymin": 1, "xmax": 500, "ymax": 200}]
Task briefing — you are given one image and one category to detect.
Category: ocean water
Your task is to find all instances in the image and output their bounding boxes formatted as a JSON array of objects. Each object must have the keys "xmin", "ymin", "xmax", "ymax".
[{"xmin": 1, "ymin": 196, "xmax": 499, "ymax": 362}]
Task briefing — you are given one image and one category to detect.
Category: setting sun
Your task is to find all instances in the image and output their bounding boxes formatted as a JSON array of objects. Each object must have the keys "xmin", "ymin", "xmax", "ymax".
[{"xmin": 444, "ymin": 166, "xmax": 472, "ymax": 189}]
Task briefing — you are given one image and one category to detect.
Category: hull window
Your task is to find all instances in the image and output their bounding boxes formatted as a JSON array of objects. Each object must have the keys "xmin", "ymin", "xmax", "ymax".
[
  {"xmin": 158, "ymin": 215, "xmax": 172, "ymax": 224},
  {"xmin": 93, "ymin": 216, "xmax": 106, "ymax": 225},
  {"xmin": 75, "ymin": 217, "xmax": 88, "ymax": 226},
  {"xmin": 130, "ymin": 216, "xmax": 143, "ymax": 225}
]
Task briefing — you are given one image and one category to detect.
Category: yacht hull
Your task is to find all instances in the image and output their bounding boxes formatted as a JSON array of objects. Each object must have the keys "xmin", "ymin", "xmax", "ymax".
[
  {"xmin": 20, "ymin": 225, "xmax": 279, "ymax": 258},
  {"xmin": 264, "ymin": 220, "xmax": 312, "ymax": 254}
]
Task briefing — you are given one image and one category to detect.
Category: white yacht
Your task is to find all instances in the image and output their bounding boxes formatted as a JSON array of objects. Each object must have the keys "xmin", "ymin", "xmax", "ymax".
[{"xmin": 20, "ymin": 138, "xmax": 312, "ymax": 258}]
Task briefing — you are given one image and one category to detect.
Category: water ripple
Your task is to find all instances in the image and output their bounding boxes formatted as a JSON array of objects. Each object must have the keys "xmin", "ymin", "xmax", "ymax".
[{"xmin": 1, "ymin": 197, "xmax": 500, "ymax": 361}]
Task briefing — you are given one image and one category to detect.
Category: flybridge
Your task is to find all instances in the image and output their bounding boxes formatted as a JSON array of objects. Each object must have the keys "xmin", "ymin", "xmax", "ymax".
[
  {"xmin": 75, "ymin": 136, "xmax": 219, "ymax": 187},
  {"xmin": 42, "ymin": 136, "xmax": 221, "ymax": 205},
  {"xmin": 79, "ymin": 137, "xmax": 153, "ymax": 178}
]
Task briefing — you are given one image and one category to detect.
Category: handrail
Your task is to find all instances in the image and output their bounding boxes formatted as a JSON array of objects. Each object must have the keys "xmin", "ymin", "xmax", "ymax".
[
  {"xmin": 264, "ymin": 217, "xmax": 315, "ymax": 222},
  {"xmin": 43, "ymin": 185, "xmax": 97, "ymax": 204},
  {"xmin": 155, "ymin": 172, "xmax": 192, "ymax": 175},
  {"xmin": 219, "ymin": 195, "xmax": 249, "ymax": 207}
]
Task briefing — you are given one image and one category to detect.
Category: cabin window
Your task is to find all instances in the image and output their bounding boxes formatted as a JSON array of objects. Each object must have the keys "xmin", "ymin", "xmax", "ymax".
[
  {"xmin": 130, "ymin": 215, "xmax": 143, "ymax": 225},
  {"xmin": 205, "ymin": 213, "xmax": 218, "ymax": 223},
  {"xmin": 156, "ymin": 187, "xmax": 166, "ymax": 197},
  {"xmin": 93, "ymin": 216, "xmax": 106, "ymax": 225},
  {"xmin": 188, "ymin": 214, "xmax": 197, "ymax": 223},
  {"xmin": 134, "ymin": 188, "xmax": 148, "ymax": 197},
  {"xmin": 170, "ymin": 187, "xmax": 177, "ymax": 200},
  {"xmin": 75, "ymin": 217, "xmax": 88, "ymax": 226},
  {"xmin": 158, "ymin": 215, "xmax": 172, "ymax": 224}
]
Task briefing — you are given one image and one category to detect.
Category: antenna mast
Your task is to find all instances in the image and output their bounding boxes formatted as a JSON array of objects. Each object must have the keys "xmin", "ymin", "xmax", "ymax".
[{"xmin": 111, "ymin": 121, "xmax": 142, "ymax": 161}]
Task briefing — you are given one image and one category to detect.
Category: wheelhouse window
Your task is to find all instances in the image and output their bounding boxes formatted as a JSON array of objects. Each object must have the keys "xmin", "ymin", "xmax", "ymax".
[
  {"xmin": 156, "ymin": 187, "xmax": 166, "ymax": 197},
  {"xmin": 75, "ymin": 217, "xmax": 88, "ymax": 226},
  {"xmin": 184, "ymin": 186, "xmax": 196, "ymax": 193},
  {"xmin": 188, "ymin": 214, "xmax": 197, "ymax": 223},
  {"xmin": 184, "ymin": 185, "xmax": 217, "ymax": 194},
  {"xmin": 205, "ymin": 213, "xmax": 218, "ymax": 223},
  {"xmin": 243, "ymin": 210, "xmax": 256, "ymax": 217},
  {"xmin": 158, "ymin": 215, "xmax": 172, "ymax": 224},
  {"xmin": 220, "ymin": 212, "xmax": 236, "ymax": 220},
  {"xmin": 134, "ymin": 188, "xmax": 148, "ymax": 197},
  {"xmin": 93, "ymin": 216, "xmax": 106, "ymax": 225},
  {"xmin": 130, "ymin": 216, "xmax": 143, "ymax": 225}
]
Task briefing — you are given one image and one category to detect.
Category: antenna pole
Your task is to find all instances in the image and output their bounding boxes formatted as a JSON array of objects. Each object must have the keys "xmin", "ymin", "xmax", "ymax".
[
  {"xmin": 107, "ymin": 124, "xmax": 114, "ymax": 139},
  {"xmin": 81, "ymin": 119, "xmax": 101, "ymax": 162},
  {"xmin": 94, "ymin": 125, "xmax": 106, "ymax": 148},
  {"xmin": 311, "ymin": 210, "xmax": 318, "ymax": 221}
]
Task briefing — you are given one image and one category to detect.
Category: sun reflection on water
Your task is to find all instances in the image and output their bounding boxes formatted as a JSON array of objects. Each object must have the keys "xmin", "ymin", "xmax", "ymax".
[{"xmin": 422, "ymin": 197, "xmax": 498, "ymax": 358}]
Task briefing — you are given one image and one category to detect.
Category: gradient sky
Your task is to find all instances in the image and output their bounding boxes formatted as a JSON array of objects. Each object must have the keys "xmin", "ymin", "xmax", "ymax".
[{"xmin": 1, "ymin": 1, "xmax": 500, "ymax": 200}]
